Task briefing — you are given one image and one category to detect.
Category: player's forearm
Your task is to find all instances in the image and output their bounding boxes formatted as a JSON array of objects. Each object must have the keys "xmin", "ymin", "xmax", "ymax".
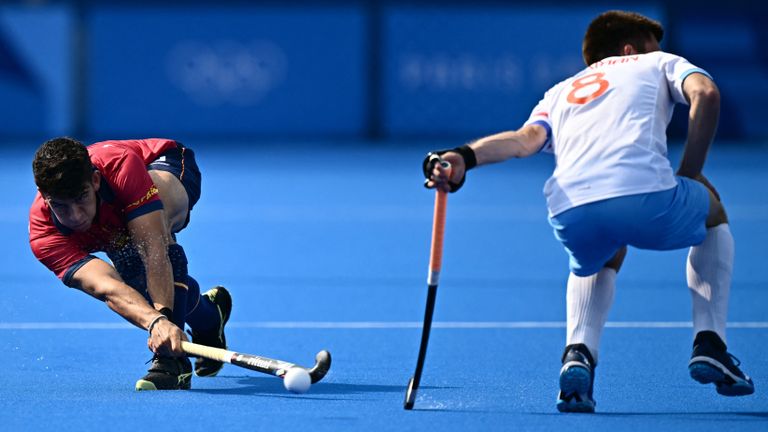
[
  {"xmin": 142, "ymin": 252, "xmax": 175, "ymax": 312},
  {"xmin": 678, "ymin": 81, "xmax": 720, "ymax": 178},
  {"xmin": 469, "ymin": 133, "xmax": 523, "ymax": 165},
  {"xmin": 470, "ymin": 126, "xmax": 545, "ymax": 166},
  {"xmin": 103, "ymin": 285, "xmax": 169, "ymax": 330},
  {"xmin": 73, "ymin": 260, "xmax": 167, "ymax": 331},
  {"xmin": 129, "ymin": 211, "xmax": 176, "ymax": 312}
]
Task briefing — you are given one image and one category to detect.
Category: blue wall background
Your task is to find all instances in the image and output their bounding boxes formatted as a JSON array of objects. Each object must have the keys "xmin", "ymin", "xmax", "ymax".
[{"xmin": 0, "ymin": 1, "xmax": 766, "ymax": 141}]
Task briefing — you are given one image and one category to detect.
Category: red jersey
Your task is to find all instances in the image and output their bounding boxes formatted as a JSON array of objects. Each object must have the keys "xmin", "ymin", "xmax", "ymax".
[{"xmin": 29, "ymin": 138, "xmax": 178, "ymax": 286}]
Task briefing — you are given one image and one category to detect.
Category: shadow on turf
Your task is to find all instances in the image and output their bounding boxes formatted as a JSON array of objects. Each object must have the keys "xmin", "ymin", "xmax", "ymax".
[
  {"xmin": 597, "ymin": 412, "xmax": 768, "ymax": 419},
  {"xmin": 402, "ymin": 409, "xmax": 768, "ymax": 417},
  {"xmin": 188, "ymin": 375, "xmax": 453, "ymax": 396},
  {"xmin": 533, "ymin": 412, "xmax": 768, "ymax": 419}
]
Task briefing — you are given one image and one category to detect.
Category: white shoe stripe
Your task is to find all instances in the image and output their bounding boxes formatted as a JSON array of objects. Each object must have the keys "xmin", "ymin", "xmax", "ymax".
[{"xmin": 689, "ymin": 356, "xmax": 751, "ymax": 383}]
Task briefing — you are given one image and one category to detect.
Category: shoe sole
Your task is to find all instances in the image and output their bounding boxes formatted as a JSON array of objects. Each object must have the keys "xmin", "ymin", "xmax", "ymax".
[
  {"xmin": 556, "ymin": 399, "xmax": 595, "ymax": 413},
  {"xmin": 135, "ymin": 379, "xmax": 159, "ymax": 391},
  {"xmin": 560, "ymin": 364, "xmax": 591, "ymax": 395},
  {"xmin": 689, "ymin": 360, "xmax": 754, "ymax": 396},
  {"xmin": 134, "ymin": 372, "xmax": 192, "ymax": 391},
  {"xmin": 557, "ymin": 365, "xmax": 595, "ymax": 413}
]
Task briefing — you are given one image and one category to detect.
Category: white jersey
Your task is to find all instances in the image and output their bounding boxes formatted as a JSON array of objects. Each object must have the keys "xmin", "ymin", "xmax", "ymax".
[{"xmin": 524, "ymin": 51, "xmax": 712, "ymax": 217}]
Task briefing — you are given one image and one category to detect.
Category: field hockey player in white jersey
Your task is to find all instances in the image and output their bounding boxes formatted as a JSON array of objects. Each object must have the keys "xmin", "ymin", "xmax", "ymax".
[{"xmin": 422, "ymin": 10, "xmax": 754, "ymax": 413}]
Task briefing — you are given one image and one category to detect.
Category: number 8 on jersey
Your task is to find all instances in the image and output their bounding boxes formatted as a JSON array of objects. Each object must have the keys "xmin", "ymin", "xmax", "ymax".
[{"xmin": 566, "ymin": 72, "xmax": 610, "ymax": 105}]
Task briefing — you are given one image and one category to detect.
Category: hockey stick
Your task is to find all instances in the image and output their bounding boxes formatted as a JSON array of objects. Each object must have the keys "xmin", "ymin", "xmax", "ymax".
[
  {"xmin": 181, "ymin": 341, "xmax": 332, "ymax": 384},
  {"xmin": 404, "ymin": 156, "xmax": 451, "ymax": 410}
]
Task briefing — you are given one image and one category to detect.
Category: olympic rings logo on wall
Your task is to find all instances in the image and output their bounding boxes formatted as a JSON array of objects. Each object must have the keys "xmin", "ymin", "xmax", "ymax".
[{"xmin": 165, "ymin": 40, "xmax": 287, "ymax": 107}]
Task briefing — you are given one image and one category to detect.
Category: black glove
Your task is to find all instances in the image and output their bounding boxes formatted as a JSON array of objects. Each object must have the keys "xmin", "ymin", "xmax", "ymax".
[{"xmin": 421, "ymin": 145, "xmax": 477, "ymax": 192}]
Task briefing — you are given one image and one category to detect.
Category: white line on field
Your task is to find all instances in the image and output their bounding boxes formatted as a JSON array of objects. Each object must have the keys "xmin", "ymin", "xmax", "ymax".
[{"xmin": 0, "ymin": 321, "xmax": 766, "ymax": 330}]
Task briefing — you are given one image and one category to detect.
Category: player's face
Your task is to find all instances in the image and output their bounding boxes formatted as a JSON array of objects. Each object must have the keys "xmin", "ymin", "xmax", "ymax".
[{"xmin": 44, "ymin": 172, "xmax": 100, "ymax": 232}]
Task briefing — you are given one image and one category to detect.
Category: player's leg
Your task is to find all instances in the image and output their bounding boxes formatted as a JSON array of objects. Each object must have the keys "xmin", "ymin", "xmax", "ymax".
[
  {"xmin": 558, "ymin": 251, "xmax": 623, "ymax": 413},
  {"xmin": 148, "ymin": 144, "xmax": 203, "ymax": 328},
  {"xmin": 566, "ymin": 247, "xmax": 626, "ymax": 361},
  {"xmin": 148, "ymin": 170, "xmax": 189, "ymax": 234},
  {"xmin": 188, "ymin": 285, "xmax": 232, "ymax": 376},
  {"xmin": 549, "ymin": 208, "xmax": 626, "ymax": 413},
  {"xmin": 109, "ymin": 242, "xmax": 213, "ymax": 389},
  {"xmin": 625, "ymin": 177, "xmax": 752, "ymax": 396},
  {"xmin": 148, "ymin": 145, "xmax": 232, "ymax": 377},
  {"xmin": 147, "ymin": 169, "xmax": 194, "ymax": 333},
  {"xmin": 110, "ymin": 242, "xmax": 215, "ymax": 333},
  {"xmin": 168, "ymin": 238, "xmax": 232, "ymax": 376},
  {"xmin": 120, "ymin": 243, "xmax": 194, "ymax": 390},
  {"xmin": 167, "ymin": 242, "xmax": 232, "ymax": 376},
  {"xmin": 685, "ymin": 180, "xmax": 753, "ymax": 395},
  {"xmin": 688, "ymin": 182, "xmax": 729, "ymax": 340},
  {"xmin": 115, "ymin": 244, "xmax": 193, "ymax": 390}
]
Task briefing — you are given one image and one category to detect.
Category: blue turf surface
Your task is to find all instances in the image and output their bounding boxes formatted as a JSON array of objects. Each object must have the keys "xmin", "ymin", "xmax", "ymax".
[{"xmin": 1, "ymin": 141, "xmax": 766, "ymax": 431}]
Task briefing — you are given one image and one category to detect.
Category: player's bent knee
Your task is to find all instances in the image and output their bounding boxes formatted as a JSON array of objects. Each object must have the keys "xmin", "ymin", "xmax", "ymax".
[
  {"xmin": 604, "ymin": 246, "xmax": 627, "ymax": 272},
  {"xmin": 705, "ymin": 191, "xmax": 728, "ymax": 228}
]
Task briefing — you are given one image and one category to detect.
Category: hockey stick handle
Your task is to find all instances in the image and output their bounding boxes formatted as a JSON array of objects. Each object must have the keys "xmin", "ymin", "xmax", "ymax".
[
  {"xmin": 427, "ymin": 158, "xmax": 450, "ymax": 286},
  {"xmin": 181, "ymin": 341, "xmax": 332, "ymax": 384},
  {"xmin": 427, "ymin": 189, "xmax": 448, "ymax": 285}
]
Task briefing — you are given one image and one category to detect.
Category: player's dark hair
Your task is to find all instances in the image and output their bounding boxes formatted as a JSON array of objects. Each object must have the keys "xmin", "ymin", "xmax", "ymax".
[
  {"xmin": 582, "ymin": 10, "xmax": 664, "ymax": 66},
  {"xmin": 33, "ymin": 137, "xmax": 93, "ymax": 198}
]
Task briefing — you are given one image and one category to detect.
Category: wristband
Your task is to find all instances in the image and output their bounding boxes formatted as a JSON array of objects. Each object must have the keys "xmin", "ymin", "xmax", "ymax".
[
  {"xmin": 452, "ymin": 145, "xmax": 477, "ymax": 171},
  {"xmin": 147, "ymin": 307, "xmax": 173, "ymax": 335},
  {"xmin": 147, "ymin": 315, "xmax": 167, "ymax": 336}
]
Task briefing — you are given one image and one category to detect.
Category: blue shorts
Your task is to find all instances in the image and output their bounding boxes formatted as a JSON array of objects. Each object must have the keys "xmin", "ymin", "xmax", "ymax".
[
  {"xmin": 147, "ymin": 143, "xmax": 202, "ymax": 229},
  {"xmin": 548, "ymin": 177, "xmax": 711, "ymax": 276}
]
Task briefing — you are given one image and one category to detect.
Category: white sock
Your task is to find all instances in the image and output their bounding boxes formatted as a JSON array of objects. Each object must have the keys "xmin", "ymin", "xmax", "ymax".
[
  {"xmin": 566, "ymin": 268, "xmax": 617, "ymax": 362},
  {"xmin": 687, "ymin": 224, "xmax": 733, "ymax": 343}
]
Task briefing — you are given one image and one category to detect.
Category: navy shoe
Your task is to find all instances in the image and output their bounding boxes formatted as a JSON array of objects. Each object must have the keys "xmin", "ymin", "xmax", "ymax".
[
  {"xmin": 689, "ymin": 331, "xmax": 754, "ymax": 396},
  {"xmin": 190, "ymin": 286, "xmax": 232, "ymax": 377},
  {"xmin": 556, "ymin": 344, "xmax": 596, "ymax": 413}
]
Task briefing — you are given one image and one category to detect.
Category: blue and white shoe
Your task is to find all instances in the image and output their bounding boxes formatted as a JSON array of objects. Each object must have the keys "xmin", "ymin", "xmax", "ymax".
[
  {"xmin": 689, "ymin": 331, "xmax": 754, "ymax": 396},
  {"xmin": 556, "ymin": 344, "xmax": 596, "ymax": 413}
]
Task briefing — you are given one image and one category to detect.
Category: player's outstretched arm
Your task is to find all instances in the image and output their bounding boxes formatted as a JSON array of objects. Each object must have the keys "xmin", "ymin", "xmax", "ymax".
[
  {"xmin": 424, "ymin": 124, "xmax": 548, "ymax": 192},
  {"xmin": 470, "ymin": 123, "xmax": 549, "ymax": 165},
  {"xmin": 678, "ymin": 72, "xmax": 720, "ymax": 179},
  {"xmin": 71, "ymin": 258, "xmax": 186, "ymax": 356}
]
